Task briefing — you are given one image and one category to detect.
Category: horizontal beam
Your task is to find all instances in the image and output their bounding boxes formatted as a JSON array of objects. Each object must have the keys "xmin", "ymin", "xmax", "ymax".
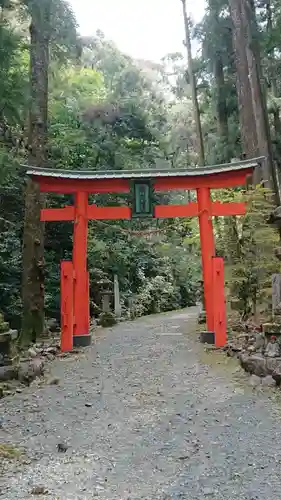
[
  {"xmin": 37, "ymin": 177, "xmax": 130, "ymax": 194},
  {"xmin": 154, "ymin": 169, "xmax": 253, "ymax": 191},
  {"xmin": 41, "ymin": 206, "xmax": 74, "ymax": 221},
  {"xmin": 155, "ymin": 203, "xmax": 198, "ymax": 218},
  {"xmin": 211, "ymin": 201, "xmax": 246, "ymax": 216},
  {"xmin": 41, "ymin": 201, "xmax": 247, "ymax": 222},
  {"xmin": 41, "ymin": 205, "xmax": 131, "ymax": 222},
  {"xmin": 33, "ymin": 167, "xmax": 254, "ymax": 194},
  {"xmin": 155, "ymin": 202, "xmax": 246, "ymax": 218},
  {"xmin": 87, "ymin": 205, "xmax": 131, "ymax": 220}
]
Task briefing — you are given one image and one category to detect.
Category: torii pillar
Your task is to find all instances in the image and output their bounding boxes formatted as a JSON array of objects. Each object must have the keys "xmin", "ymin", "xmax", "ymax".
[
  {"xmin": 197, "ymin": 187, "xmax": 215, "ymax": 332},
  {"xmin": 73, "ymin": 191, "xmax": 90, "ymax": 346}
]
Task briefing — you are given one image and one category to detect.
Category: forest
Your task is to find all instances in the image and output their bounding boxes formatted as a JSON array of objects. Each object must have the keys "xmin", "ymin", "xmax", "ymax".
[{"xmin": 0, "ymin": 0, "xmax": 281, "ymax": 346}]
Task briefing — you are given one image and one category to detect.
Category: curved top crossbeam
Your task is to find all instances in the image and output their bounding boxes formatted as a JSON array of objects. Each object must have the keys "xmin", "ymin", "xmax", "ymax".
[
  {"xmin": 26, "ymin": 157, "xmax": 262, "ymax": 180},
  {"xmin": 25, "ymin": 157, "xmax": 262, "ymax": 194}
]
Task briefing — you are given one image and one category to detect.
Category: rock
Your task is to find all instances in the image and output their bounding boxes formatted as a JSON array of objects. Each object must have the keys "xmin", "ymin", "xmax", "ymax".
[
  {"xmin": 27, "ymin": 347, "xmax": 39, "ymax": 358},
  {"xmin": 266, "ymin": 358, "xmax": 281, "ymax": 385},
  {"xmin": 265, "ymin": 357, "xmax": 281, "ymax": 373},
  {"xmin": 8, "ymin": 329, "xmax": 18, "ymax": 341},
  {"xmin": 0, "ymin": 365, "xmax": 18, "ymax": 382},
  {"xmin": 275, "ymin": 247, "xmax": 281, "ymax": 261},
  {"xmin": 18, "ymin": 358, "xmax": 44, "ymax": 386},
  {"xmin": 57, "ymin": 442, "xmax": 68, "ymax": 452},
  {"xmin": 271, "ymin": 205, "xmax": 281, "ymax": 225},
  {"xmin": 47, "ymin": 376, "xmax": 60, "ymax": 385},
  {"xmin": 272, "ymin": 368, "xmax": 281, "ymax": 385},
  {"xmin": 0, "ymin": 330, "xmax": 18, "ymax": 365},
  {"xmin": 239, "ymin": 350, "xmax": 281, "ymax": 385},
  {"xmin": 225, "ymin": 342, "xmax": 242, "ymax": 357},
  {"xmin": 247, "ymin": 345, "xmax": 256, "ymax": 353},
  {"xmin": 249, "ymin": 374, "xmax": 261, "ymax": 387},
  {"xmin": 261, "ymin": 375, "xmax": 276, "ymax": 387},
  {"xmin": 45, "ymin": 318, "xmax": 59, "ymax": 333},
  {"xmin": 202, "ymin": 487, "xmax": 215, "ymax": 496},
  {"xmin": 44, "ymin": 346, "xmax": 58, "ymax": 355},
  {"xmin": 30, "ymin": 485, "xmax": 48, "ymax": 495},
  {"xmin": 239, "ymin": 353, "xmax": 268, "ymax": 377}
]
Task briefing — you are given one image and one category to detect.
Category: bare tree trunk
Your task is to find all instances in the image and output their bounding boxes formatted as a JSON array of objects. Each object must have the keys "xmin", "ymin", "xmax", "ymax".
[
  {"xmin": 214, "ymin": 57, "xmax": 228, "ymax": 140},
  {"xmin": 181, "ymin": 0, "xmax": 205, "ymax": 166},
  {"xmin": 265, "ymin": 0, "xmax": 281, "ymax": 197},
  {"xmin": 228, "ymin": 0, "xmax": 258, "ymax": 162},
  {"xmin": 242, "ymin": 0, "xmax": 278, "ymax": 196},
  {"xmin": 21, "ymin": 0, "xmax": 51, "ymax": 346},
  {"xmin": 228, "ymin": 0, "xmax": 279, "ymax": 200},
  {"xmin": 265, "ymin": 0, "xmax": 278, "ymax": 98},
  {"xmin": 273, "ymin": 110, "xmax": 281, "ymax": 138}
]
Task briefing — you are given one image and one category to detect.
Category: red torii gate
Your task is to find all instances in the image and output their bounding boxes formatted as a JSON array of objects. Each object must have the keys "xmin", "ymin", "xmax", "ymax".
[{"xmin": 27, "ymin": 158, "xmax": 260, "ymax": 350}]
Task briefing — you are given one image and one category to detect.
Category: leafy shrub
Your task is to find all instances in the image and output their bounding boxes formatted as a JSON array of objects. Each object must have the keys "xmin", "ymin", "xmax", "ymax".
[{"xmin": 98, "ymin": 311, "xmax": 117, "ymax": 327}]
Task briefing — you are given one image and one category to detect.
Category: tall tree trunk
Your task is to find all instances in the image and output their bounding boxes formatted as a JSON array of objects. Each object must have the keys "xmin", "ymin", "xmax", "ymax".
[
  {"xmin": 181, "ymin": 0, "xmax": 205, "ymax": 166},
  {"xmin": 211, "ymin": 1, "xmax": 229, "ymax": 151},
  {"xmin": 21, "ymin": 0, "xmax": 51, "ymax": 346},
  {"xmin": 228, "ymin": 0, "xmax": 258, "ymax": 162},
  {"xmin": 273, "ymin": 110, "xmax": 281, "ymax": 139},
  {"xmin": 265, "ymin": 0, "xmax": 281, "ymax": 195},
  {"xmin": 229, "ymin": 0, "xmax": 279, "ymax": 200},
  {"xmin": 265, "ymin": 0, "xmax": 278, "ymax": 98},
  {"xmin": 214, "ymin": 56, "xmax": 229, "ymax": 146},
  {"xmin": 242, "ymin": 0, "xmax": 278, "ymax": 197}
]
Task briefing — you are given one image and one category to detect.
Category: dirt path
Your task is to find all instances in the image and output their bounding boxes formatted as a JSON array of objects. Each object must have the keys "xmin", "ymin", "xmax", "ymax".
[{"xmin": 1, "ymin": 308, "xmax": 281, "ymax": 499}]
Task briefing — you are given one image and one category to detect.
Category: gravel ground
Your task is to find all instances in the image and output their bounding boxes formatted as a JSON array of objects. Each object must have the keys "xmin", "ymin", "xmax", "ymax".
[{"xmin": 1, "ymin": 307, "xmax": 281, "ymax": 500}]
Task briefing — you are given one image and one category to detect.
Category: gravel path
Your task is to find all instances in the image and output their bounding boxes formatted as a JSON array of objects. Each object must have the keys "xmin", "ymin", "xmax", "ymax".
[{"xmin": 1, "ymin": 307, "xmax": 281, "ymax": 499}]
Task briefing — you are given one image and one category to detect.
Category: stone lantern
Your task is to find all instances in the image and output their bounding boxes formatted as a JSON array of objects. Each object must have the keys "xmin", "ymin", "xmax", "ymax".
[{"xmin": 97, "ymin": 277, "xmax": 113, "ymax": 313}]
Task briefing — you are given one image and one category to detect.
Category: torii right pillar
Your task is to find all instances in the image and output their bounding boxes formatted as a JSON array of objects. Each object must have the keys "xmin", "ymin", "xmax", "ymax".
[{"xmin": 197, "ymin": 186, "xmax": 216, "ymax": 333}]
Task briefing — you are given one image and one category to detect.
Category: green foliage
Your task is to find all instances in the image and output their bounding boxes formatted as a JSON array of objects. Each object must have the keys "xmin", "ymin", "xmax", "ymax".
[
  {"xmin": 8, "ymin": 0, "xmax": 281, "ymax": 333},
  {"xmin": 0, "ymin": 24, "xmax": 198, "ymax": 330},
  {"xmin": 0, "ymin": 312, "xmax": 9, "ymax": 333},
  {"xmin": 224, "ymin": 186, "xmax": 280, "ymax": 319},
  {"xmin": 98, "ymin": 311, "xmax": 117, "ymax": 328}
]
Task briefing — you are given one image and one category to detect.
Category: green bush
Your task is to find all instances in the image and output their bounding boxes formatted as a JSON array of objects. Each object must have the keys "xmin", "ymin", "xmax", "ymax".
[{"xmin": 98, "ymin": 311, "xmax": 117, "ymax": 327}]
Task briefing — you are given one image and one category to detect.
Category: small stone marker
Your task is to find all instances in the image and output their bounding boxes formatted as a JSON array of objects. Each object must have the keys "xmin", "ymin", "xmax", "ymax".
[
  {"xmin": 114, "ymin": 274, "xmax": 121, "ymax": 319},
  {"xmin": 272, "ymin": 273, "xmax": 281, "ymax": 315},
  {"xmin": 102, "ymin": 293, "xmax": 110, "ymax": 313}
]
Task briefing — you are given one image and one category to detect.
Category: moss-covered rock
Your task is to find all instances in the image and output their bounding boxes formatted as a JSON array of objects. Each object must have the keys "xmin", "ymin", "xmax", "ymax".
[
  {"xmin": 98, "ymin": 312, "xmax": 117, "ymax": 327},
  {"xmin": 0, "ymin": 313, "xmax": 9, "ymax": 334}
]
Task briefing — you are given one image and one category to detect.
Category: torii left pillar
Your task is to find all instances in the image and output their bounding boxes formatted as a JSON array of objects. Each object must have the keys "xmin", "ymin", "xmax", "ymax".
[
  {"xmin": 73, "ymin": 191, "xmax": 90, "ymax": 346},
  {"xmin": 197, "ymin": 187, "xmax": 215, "ymax": 332}
]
